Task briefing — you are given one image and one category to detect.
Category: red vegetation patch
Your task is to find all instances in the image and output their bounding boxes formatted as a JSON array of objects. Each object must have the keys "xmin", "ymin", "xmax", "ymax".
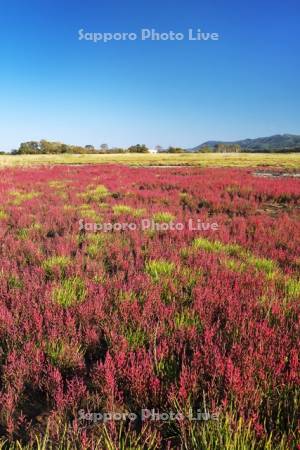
[{"xmin": 0, "ymin": 165, "xmax": 299, "ymax": 447}]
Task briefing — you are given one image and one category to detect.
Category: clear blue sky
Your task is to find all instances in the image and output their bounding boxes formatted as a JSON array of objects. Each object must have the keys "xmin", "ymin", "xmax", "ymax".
[{"xmin": 0, "ymin": 0, "xmax": 299, "ymax": 151}]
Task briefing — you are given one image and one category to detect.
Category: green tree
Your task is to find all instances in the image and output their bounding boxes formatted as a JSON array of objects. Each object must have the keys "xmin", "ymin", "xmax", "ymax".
[
  {"xmin": 18, "ymin": 141, "xmax": 40, "ymax": 154},
  {"xmin": 99, "ymin": 144, "xmax": 109, "ymax": 153},
  {"xmin": 128, "ymin": 144, "xmax": 149, "ymax": 153}
]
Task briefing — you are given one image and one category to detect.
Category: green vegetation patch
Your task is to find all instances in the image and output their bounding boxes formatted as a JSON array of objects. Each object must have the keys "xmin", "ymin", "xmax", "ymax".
[
  {"xmin": 133, "ymin": 207, "xmax": 146, "ymax": 217},
  {"xmin": 45, "ymin": 339, "xmax": 83, "ymax": 369},
  {"xmin": 52, "ymin": 276, "xmax": 86, "ymax": 307},
  {"xmin": 42, "ymin": 255, "xmax": 71, "ymax": 280},
  {"xmin": 113, "ymin": 204, "xmax": 146, "ymax": 217},
  {"xmin": 7, "ymin": 275, "xmax": 24, "ymax": 290},
  {"xmin": 86, "ymin": 233, "xmax": 107, "ymax": 259},
  {"xmin": 193, "ymin": 237, "xmax": 244, "ymax": 256},
  {"xmin": 123, "ymin": 326, "xmax": 148, "ymax": 350},
  {"xmin": 155, "ymin": 355, "xmax": 179, "ymax": 381},
  {"xmin": 118, "ymin": 290, "xmax": 137, "ymax": 303},
  {"xmin": 145, "ymin": 259, "xmax": 175, "ymax": 281},
  {"xmin": 284, "ymin": 278, "xmax": 300, "ymax": 301},
  {"xmin": 174, "ymin": 310, "xmax": 202, "ymax": 331},
  {"xmin": 16, "ymin": 228, "xmax": 29, "ymax": 240},
  {"xmin": 222, "ymin": 258, "xmax": 247, "ymax": 273},
  {"xmin": 9, "ymin": 190, "xmax": 40, "ymax": 205},
  {"xmin": 152, "ymin": 211, "xmax": 176, "ymax": 223},
  {"xmin": 193, "ymin": 237, "xmax": 279, "ymax": 278},
  {"xmin": 78, "ymin": 204, "xmax": 100, "ymax": 221},
  {"xmin": 113, "ymin": 204, "xmax": 134, "ymax": 215},
  {"xmin": 0, "ymin": 209, "xmax": 8, "ymax": 220},
  {"xmin": 79, "ymin": 184, "xmax": 110, "ymax": 202},
  {"xmin": 247, "ymin": 255, "xmax": 279, "ymax": 278}
]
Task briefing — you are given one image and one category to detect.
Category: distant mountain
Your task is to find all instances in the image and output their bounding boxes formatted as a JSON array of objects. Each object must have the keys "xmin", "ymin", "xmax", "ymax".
[{"xmin": 190, "ymin": 134, "xmax": 300, "ymax": 152}]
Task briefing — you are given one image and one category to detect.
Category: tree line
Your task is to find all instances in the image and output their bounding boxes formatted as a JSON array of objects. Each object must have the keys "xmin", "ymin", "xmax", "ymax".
[
  {"xmin": 11, "ymin": 141, "xmax": 188, "ymax": 154},
  {"xmin": 8, "ymin": 140, "xmax": 300, "ymax": 155}
]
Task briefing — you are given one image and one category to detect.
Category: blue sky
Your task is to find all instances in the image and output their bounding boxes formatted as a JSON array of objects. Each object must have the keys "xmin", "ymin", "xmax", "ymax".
[{"xmin": 0, "ymin": 0, "xmax": 299, "ymax": 151}]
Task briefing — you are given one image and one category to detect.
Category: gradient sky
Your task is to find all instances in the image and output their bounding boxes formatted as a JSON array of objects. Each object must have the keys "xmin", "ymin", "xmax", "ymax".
[{"xmin": 0, "ymin": 0, "xmax": 299, "ymax": 151}]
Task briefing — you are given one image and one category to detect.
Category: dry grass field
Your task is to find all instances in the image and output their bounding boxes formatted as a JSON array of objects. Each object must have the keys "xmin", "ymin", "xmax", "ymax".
[{"xmin": 0, "ymin": 152, "xmax": 300, "ymax": 168}]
